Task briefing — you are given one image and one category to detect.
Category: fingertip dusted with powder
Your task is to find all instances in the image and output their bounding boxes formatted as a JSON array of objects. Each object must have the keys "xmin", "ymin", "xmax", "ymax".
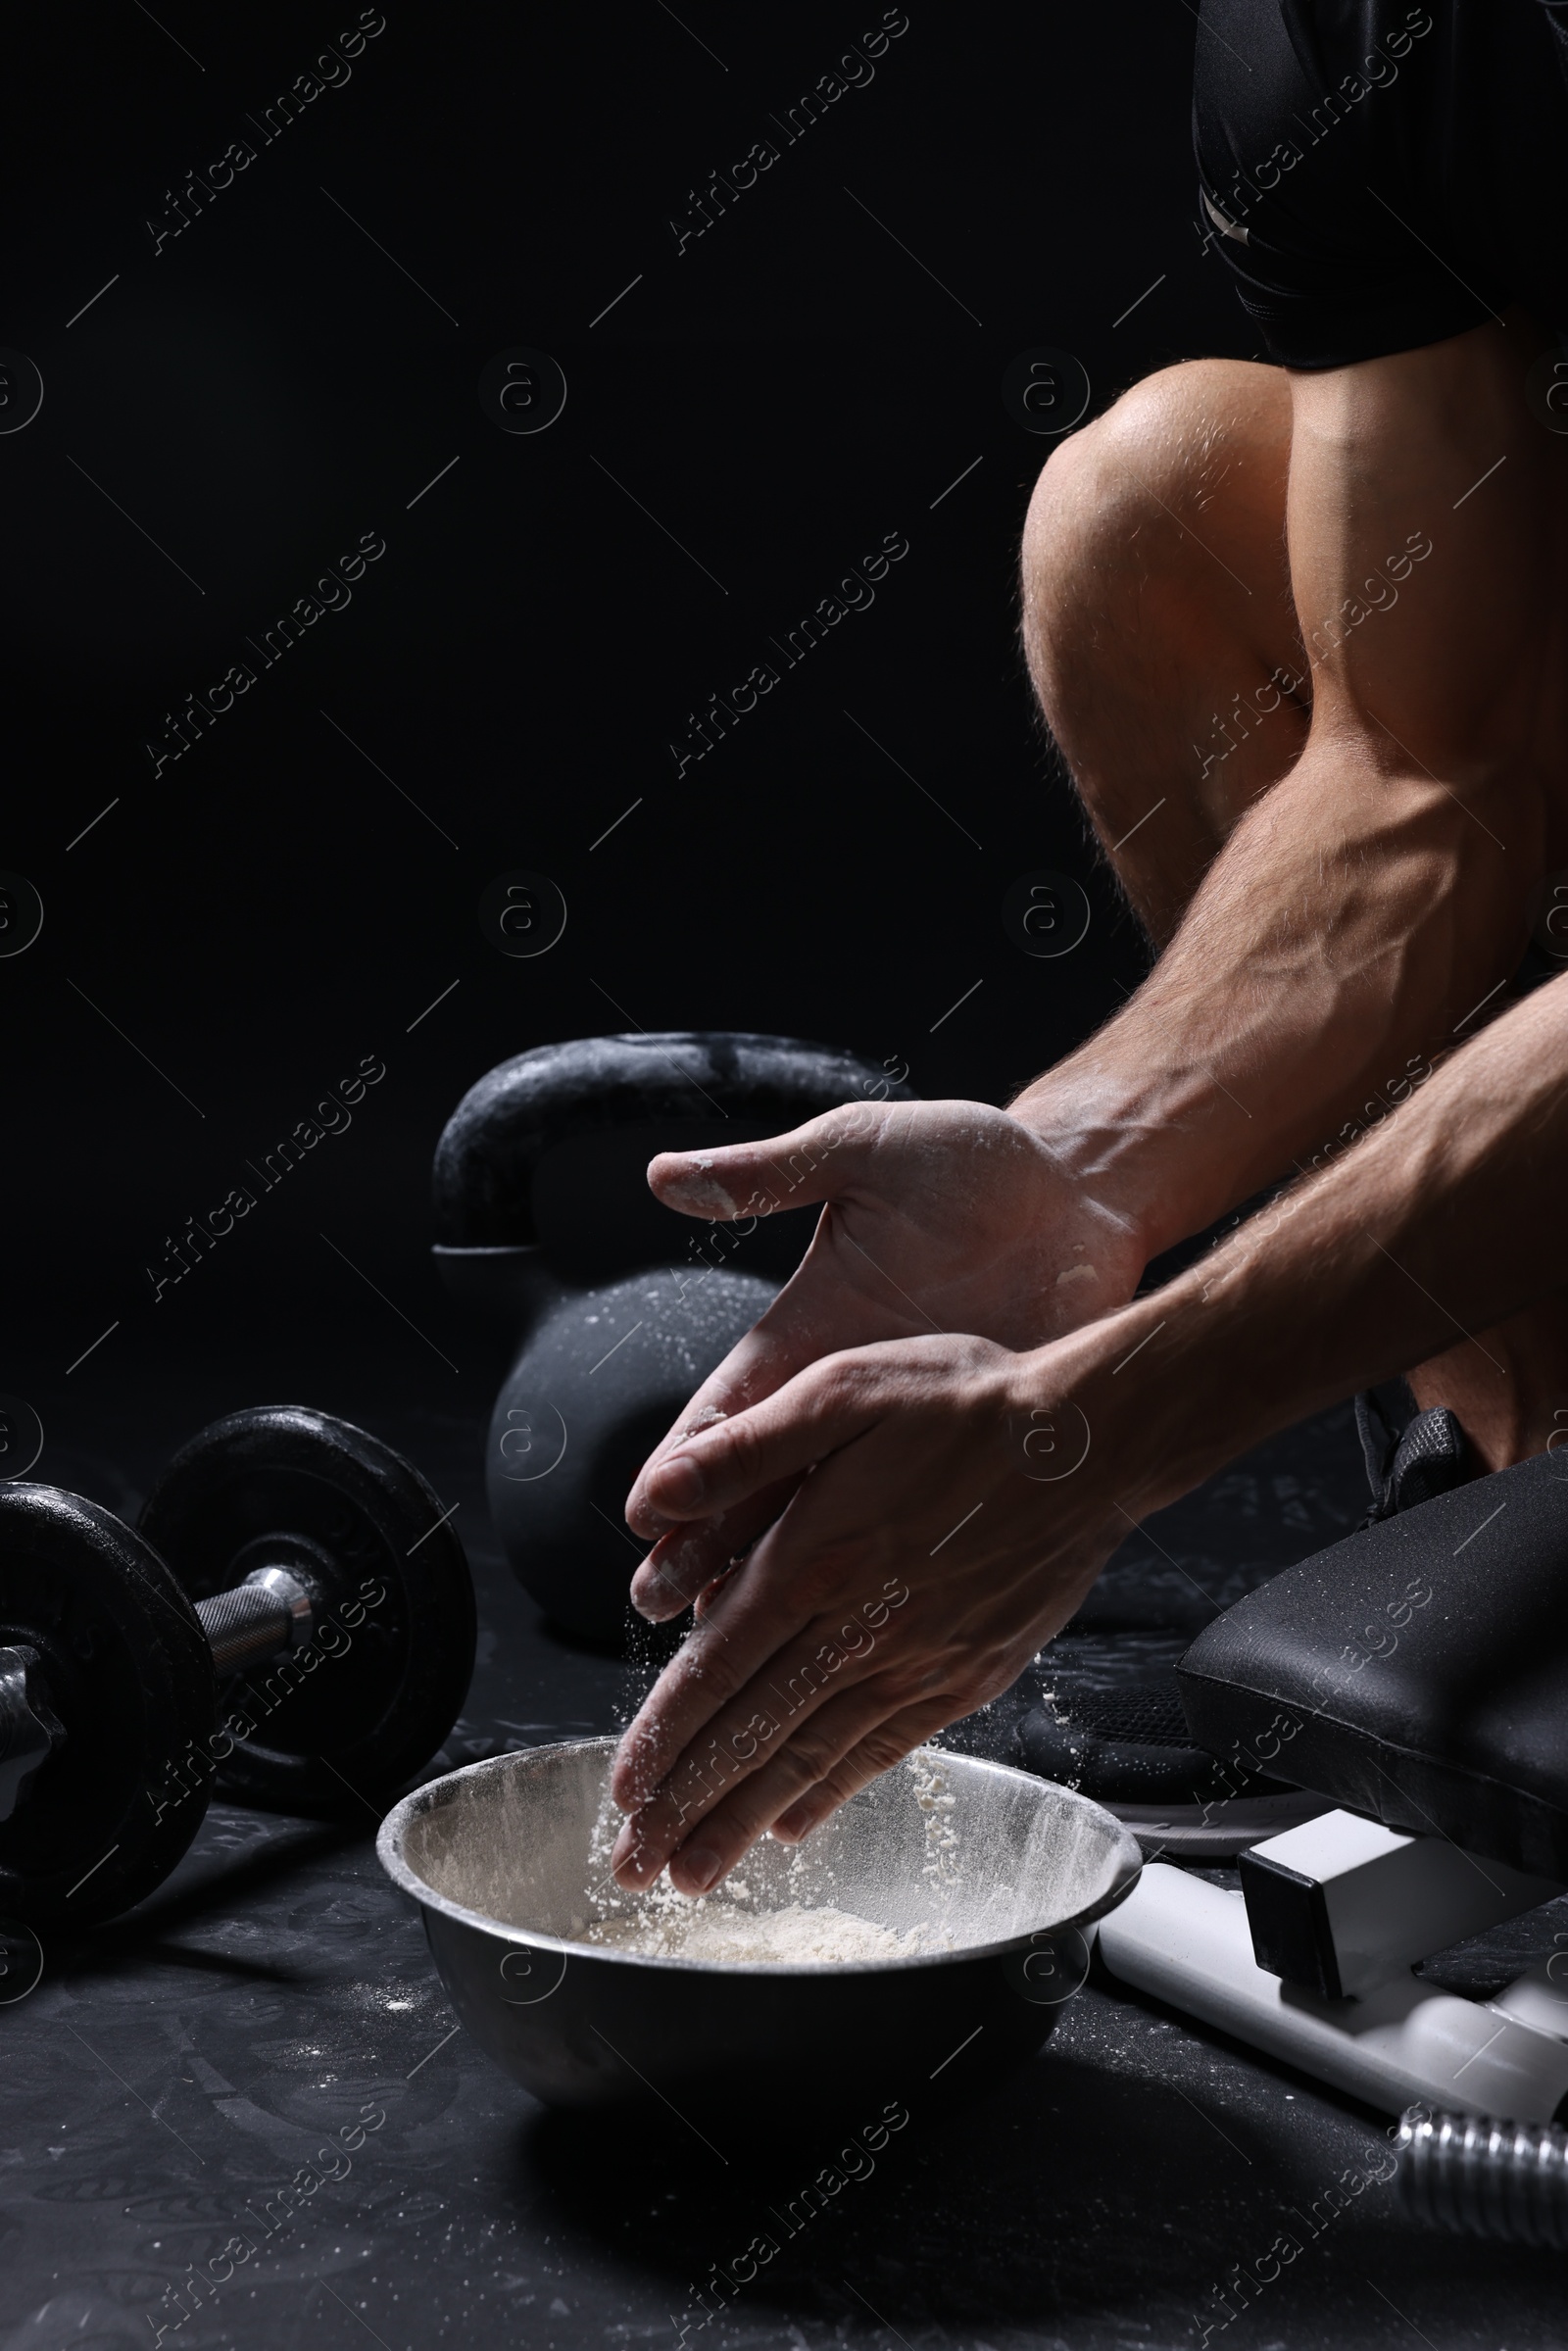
[{"xmin": 648, "ymin": 1151, "xmax": 739, "ymax": 1216}]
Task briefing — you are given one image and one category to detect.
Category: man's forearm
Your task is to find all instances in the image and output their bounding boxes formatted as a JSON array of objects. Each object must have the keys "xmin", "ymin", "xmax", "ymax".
[
  {"xmin": 1061, "ymin": 969, "xmax": 1568, "ymax": 1517},
  {"xmin": 1009, "ymin": 748, "xmax": 1528, "ymax": 1263}
]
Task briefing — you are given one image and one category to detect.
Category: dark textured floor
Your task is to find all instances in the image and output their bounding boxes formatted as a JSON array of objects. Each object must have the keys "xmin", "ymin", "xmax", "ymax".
[{"xmin": 2, "ymin": 1319, "xmax": 1564, "ymax": 2351}]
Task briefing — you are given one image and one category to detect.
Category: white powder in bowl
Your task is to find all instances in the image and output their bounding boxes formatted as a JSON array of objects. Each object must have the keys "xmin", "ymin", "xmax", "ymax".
[
  {"xmin": 584, "ymin": 1901, "xmax": 931, "ymax": 1964},
  {"xmin": 575, "ymin": 1743, "xmax": 968, "ymax": 1966}
]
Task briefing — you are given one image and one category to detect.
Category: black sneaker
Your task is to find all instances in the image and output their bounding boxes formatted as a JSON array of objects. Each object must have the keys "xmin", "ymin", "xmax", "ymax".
[
  {"xmin": 1355, "ymin": 1379, "xmax": 1474, "ymax": 1527},
  {"xmin": 1015, "ymin": 1678, "xmax": 1258, "ymax": 1805},
  {"xmin": 1013, "ymin": 1671, "xmax": 1328, "ymax": 1858}
]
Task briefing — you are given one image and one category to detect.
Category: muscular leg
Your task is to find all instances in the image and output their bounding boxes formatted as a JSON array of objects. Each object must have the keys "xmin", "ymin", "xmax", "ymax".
[
  {"xmin": 1019, "ymin": 353, "xmax": 1568, "ymax": 1470},
  {"xmin": 1401, "ymin": 1304, "xmax": 1568, "ymax": 1469},
  {"xmin": 1021, "ymin": 359, "xmax": 1308, "ymax": 944}
]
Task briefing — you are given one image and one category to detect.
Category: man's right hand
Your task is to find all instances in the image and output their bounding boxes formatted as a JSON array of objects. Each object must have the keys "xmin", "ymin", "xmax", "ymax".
[{"xmin": 623, "ymin": 1097, "xmax": 1149, "ymax": 1617}]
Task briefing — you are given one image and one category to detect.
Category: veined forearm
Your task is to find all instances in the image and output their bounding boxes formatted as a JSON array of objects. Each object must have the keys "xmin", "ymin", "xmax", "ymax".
[
  {"xmin": 1067, "ymin": 970, "xmax": 1568, "ymax": 1515},
  {"xmin": 1011, "ymin": 752, "xmax": 1532, "ymax": 1263}
]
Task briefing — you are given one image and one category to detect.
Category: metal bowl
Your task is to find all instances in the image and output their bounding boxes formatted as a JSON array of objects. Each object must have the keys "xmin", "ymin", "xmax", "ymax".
[{"xmin": 377, "ymin": 1738, "xmax": 1141, "ymax": 2121}]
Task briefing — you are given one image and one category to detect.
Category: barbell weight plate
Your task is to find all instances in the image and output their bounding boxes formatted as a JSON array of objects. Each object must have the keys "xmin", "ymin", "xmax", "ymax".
[
  {"xmin": 138, "ymin": 1405, "xmax": 475, "ymax": 1816},
  {"xmin": 0, "ymin": 1485, "xmax": 215, "ymax": 1929}
]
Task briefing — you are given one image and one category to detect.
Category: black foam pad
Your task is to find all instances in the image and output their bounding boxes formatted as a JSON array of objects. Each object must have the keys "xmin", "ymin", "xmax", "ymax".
[{"xmin": 1178, "ymin": 1448, "xmax": 1568, "ymax": 1880}]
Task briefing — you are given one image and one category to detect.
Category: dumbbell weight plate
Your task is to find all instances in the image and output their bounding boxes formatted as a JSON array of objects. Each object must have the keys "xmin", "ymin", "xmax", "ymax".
[
  {"xmin": 0, "ymin": 1486, "xmax": 215, "ymax": 1929},
  {"xmin": 138, "ymin": 1406, "xmax": 475, "ymax": 1816}
]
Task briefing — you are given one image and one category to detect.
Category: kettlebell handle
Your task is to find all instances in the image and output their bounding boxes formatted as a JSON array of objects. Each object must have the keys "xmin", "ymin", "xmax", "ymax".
[{"xmin": 432, "ymin": 1030, "xmax": 913, "ymax": 1249}]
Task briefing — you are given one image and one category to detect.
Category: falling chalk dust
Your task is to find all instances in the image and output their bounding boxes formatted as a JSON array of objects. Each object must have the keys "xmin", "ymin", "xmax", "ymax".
[{"xmin": 574, "ymin": 1748, "xmax": 962, "ymax": 1964}]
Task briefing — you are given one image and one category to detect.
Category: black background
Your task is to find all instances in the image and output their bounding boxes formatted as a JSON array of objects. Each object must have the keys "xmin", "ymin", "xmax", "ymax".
[
  {"xmin": 9, "ymin": 23, "xmax": 1568, "ymax": 2350},
  {"xmin": 2, "ymin": 0, "xmax": 1254, "ymax": 1396}
]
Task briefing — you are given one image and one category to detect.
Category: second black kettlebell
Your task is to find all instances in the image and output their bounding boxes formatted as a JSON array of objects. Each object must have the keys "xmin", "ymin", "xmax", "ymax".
[{"xmin": 432, "ymin": 1031, "xmax": 913, "ymax": 1641}]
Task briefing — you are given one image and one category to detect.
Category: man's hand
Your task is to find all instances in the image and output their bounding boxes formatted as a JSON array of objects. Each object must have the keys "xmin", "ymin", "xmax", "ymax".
[
  {"xmin": 610, "ymin": 1328, "xmax": 1128, "ymax": 1893},
  {"xmin": 610, "ymin": 969, "xmax": 1568, "ymax": 1898},
  {"xmin": 623, "ymin": 1099, "xmax": 1148, "ymax": 1619}
]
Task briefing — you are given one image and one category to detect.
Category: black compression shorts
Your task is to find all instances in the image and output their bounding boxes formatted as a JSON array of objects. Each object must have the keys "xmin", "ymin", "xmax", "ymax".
[{"xmin": 1193, "ymin": 1, "xmax": 1568, "ymax": 367}]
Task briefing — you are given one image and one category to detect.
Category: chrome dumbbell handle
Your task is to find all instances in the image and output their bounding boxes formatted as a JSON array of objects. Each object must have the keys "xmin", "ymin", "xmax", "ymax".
[
  {"xmin": 195, "ymin": 1566, "xmax": 315, "ymax": 1678},
  {"xmin": 0, "ymin": 1566, "xmax": 315, "ymax": 1823}
]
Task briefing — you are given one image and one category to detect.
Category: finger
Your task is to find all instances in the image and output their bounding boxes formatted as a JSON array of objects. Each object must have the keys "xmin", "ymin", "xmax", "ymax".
[
  {"xmin": 611, "ymin": 1564, "xmax": 867, "ymax": 1822},
  {"xmin": 628, "ymin": 1480, "xmax": 798, "ymax": 1620},
  {"xmin": 623, "ymin": 1323, "xmax": 807, "ymax": 1539},
  {"xmin": 609, "ymin": 1586, "xmax": 821, "ymax": 1823},
  {"xmin": 634, "ymin": 1352, "xmax": 886, "ymax": 1531},
  {"xmin": 770, "ymin": 1702, "xmax": 953, "ymax": 1843},
  {"xmin": 611, "ymin": 1544, "xmax": 911, "ymax": 1827},
  {"xmin": 612, "ymin": 1674, "xmax": 903, "ymax": 1893},
  {"xmin": 647, "ymin": 1103, "xmax": 883, "ymax": 1222},
  {"xmin": 628, "ymin": 1132, "xmax": 922, "ymax": 1543},
  {"xmin": 694, "ymin": 1564, "xmax": 740, "ymax": 1617},
  {"xmin": 624, "ymin": 1106, "xmax": 886, "ymax": 1546}
]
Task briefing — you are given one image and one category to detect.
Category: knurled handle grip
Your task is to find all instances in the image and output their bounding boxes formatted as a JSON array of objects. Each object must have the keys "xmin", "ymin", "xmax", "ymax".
[{"xmin": 196, "ymin": 1583, "xmax": 294, "ymax": 1677}]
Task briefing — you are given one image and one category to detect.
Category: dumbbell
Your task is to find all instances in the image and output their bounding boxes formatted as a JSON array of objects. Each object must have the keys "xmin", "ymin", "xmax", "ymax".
[
  {"xmin": 0, "ymin": 1404, "xmax": 474, "ymax": 1930},
  {"xmin": 432, "ymin": 1030, "xmax": 913, "ymax": 1643}
]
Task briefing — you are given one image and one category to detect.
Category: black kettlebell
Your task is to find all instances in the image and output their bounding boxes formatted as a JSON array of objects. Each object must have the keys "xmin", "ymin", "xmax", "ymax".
[{"xmin": 432, "ymin": 1032, "xmax": 913, "ymax": 1642}]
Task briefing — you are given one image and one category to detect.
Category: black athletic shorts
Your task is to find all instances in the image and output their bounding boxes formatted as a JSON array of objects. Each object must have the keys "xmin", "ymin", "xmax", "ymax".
[{"xmin": 1193, "ymin": 1, "xmax": 1568, "ymax": 367}]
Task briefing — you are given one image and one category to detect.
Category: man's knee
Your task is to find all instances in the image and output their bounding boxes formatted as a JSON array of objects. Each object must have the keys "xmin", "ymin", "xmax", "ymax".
[
  {"xmin": 1021, "ymin": 359, "xmax": 1298, "ymax": 754},
  {"xmin": 1022, "ymin": 359, "xmax": 1287, "ymax": 616},
  {"xmin": 1020, "ymin": 358, "xmax": 1305, "ymax": 935}
]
